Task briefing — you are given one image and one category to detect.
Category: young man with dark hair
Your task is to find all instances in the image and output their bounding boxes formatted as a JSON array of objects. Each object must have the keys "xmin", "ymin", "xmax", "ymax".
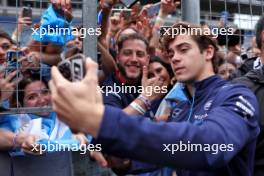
[
  {"xmin": 50, "ymin": 19, "xmax": 260, "ymax": 176},
  {"xmin": 102, "ymin": 33, "xmax": 150, "ymax": 109},
  {"xmin": 232, "ymin": 15, "xmax": 264, "ymax": 176}
]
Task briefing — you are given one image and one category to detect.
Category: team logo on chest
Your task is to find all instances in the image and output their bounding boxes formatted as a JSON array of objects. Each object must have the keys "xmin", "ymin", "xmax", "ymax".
[
  {"xmin": 204, "ymin": 100, "xmax": 213, "ymax": 111},
  {"xmin": 171, "ymin": 108, "xmax": 183, "ymax": 119}
]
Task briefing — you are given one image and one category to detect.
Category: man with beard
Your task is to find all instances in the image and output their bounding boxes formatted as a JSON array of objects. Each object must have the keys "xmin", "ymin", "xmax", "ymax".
[
  {"xmin": 101, "ymin": 33, "xmax": 164, "ymax": 114},
  {"xmin": 93, "ymin": 33, "xmax": 167, "ymax": 175}
]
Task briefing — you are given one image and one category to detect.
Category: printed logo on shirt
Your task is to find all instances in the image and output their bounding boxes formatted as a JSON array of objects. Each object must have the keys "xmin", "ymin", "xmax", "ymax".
[
  {"xmin": 253, "ymin": 57, "xmax": 262, "ymax": 70},
  {"xmin": 204, "ymin": 100, "xmax": 213, "ymax": 111},
  {"xmin": 171, "ymin": 108, "xmax": 183, "ymax": 119},
  {"xmin": 234, "ymin": 96, "xmax": 255, "ymax": 120},
  {"xmin": 193, "ymin": 113, "xmax": 208, "ymax": 121}
]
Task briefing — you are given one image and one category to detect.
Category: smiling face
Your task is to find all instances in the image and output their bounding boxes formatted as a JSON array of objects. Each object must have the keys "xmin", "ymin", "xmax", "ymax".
[
  {"xmin": 167, "ymin": 35, "xmax": 214, "ymax": 83},
  {"xmin": 117, "ymin": 39, "xmax": 149, "ymax": 82},
  {"xmin": 23, "ymin": 81, "xmax": 51, "ymax": 116}
]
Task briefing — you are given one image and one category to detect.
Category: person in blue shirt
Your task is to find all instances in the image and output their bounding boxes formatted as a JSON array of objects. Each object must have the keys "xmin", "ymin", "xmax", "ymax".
[
  {"xmin": 0, "ymin": 74, "xmax": 87, "ymax": 176},
  {"xmin": 0, "ymin": 74, "xmax": 86, "ymax": 153},
  {"xmin": 101, "ymin": 33, "xmax": 167, "ymax": 113},
  {"xmin": 49, "ymin": 18, "xmax": 260, "ymax": 176},
  {"xmin": 97, "ymin": 32, "xmax": 173, "ymax": 174}
]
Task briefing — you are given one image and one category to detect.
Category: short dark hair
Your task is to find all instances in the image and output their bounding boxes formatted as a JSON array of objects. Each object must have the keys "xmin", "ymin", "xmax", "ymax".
[
  {"xmin": 0, "ymin": 28, "xmax": 15, "ymax": 44},
  {"xmin": 117, "ymin": 33, "xmax": 149, "ymax": 54},
  {"xmin": 255, "ymin": 15, "xmax": 264, "ymax": 49}
]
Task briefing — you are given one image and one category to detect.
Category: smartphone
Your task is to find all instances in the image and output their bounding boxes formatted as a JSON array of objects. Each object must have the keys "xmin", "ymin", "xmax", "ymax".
[
  {"xmin": 58, "ymin": 54, "xmax": 86, "ymax": 82},
  {"xmin": 147, "ymin": 2, "xmax": 161, "ymax": 17},
  {"xmin": 22, "ymin": 6, "xmax": 32, "ymax": 18},
  {"xmin": 241, "ymin": 53, "xmax": 248, "ymax": 61},
  {"xmin": 58, "ymin": 60, "xmax": 72, "ymax": 81},
  {"xmin": 71, "ymin": 56, "xmax": 85, "ymax": 82},
  {"xmin": 120, "ymin": 0, "xmax": 139, "ymax": 8},
  {"xmin": 6, "ymin": 51, "xmax": 23, "ymax": 62},
  {"xmin": 5, "ymin": 51, "xmax": 23, "ymax": 82}
]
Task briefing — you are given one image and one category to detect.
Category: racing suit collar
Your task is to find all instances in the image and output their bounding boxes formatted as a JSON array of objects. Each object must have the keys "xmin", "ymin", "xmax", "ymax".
[{"xmin": 193, "ymin": 75, "xmax": 222, "ymax": 92}]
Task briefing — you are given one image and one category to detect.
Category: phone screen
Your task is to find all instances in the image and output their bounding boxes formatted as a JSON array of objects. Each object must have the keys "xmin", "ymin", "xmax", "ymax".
[
  {"xmin": 72, "ymin": 60, "xmax": 83, "ymax": 81},
  {"xmin": 58, "ymin": 54, "xmax": 86, "ymax": 82},
  {"xmin": 71, "ymin": 54, "xmax": 85, "ymax": 82},
  {"xmin": 5, "ymin": 60, "xmax": 21, "ymax": 76},
  {"xmin": 5, "ymin": 51, "xmax": 23, "ymax": 82},
  {"xmin": 6, "ymin": 51, "xmax": 23, "ymax": 62},
  {"xmin": 5, "ymin": 52, "xmax": 22, "ymax": 82},
  {"xmin": 22, "ymin": 7, "xmax": 32, "ymax": 18},
  {"xmin": 120, "ymin": 0, "xmax": 139, "ymax": 8}
]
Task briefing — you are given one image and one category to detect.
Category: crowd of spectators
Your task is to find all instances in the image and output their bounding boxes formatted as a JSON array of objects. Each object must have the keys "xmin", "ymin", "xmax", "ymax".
[{"xmin": 0, "ymin": 0, "xmax": 263, "ymax": 176}]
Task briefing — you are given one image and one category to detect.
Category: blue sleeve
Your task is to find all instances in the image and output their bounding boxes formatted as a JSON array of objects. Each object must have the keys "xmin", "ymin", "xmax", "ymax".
[
  {"xmin": 102, "ymin": 92, "xmax": 123, "ymax": 109},
  {"xmin": 96, "ymin": 86, "xmax": 259, "ymax": 170},
  {"xmin": 128, "ymin": 161, "xmax": 160, "ymax": 174},
  {"xmin": 0, "ymin": 115, "xmax": 18, "ymax": 132},
  {"xmin": 0, "ymin": 100, "xmax": 10, "ymax": 109}
]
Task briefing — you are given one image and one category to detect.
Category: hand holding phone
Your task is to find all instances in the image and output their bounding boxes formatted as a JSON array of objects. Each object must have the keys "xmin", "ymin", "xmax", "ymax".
[
  {"xmin": 5, "ymin": 51, "xmax": 23, "ymax": 82},
  {"xmin": 22, "ymin": 7, "xmax": 32, "ymax": 18},
  {"xmin": 58, "ymin": 54, "xmax": 86, "ymax": 82}
]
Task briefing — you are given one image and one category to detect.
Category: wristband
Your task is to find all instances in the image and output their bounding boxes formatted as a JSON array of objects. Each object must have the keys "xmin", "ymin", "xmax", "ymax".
[
  {"xmin": 138, "ymin": 95, "xmax": 152, "ymax": 110},
  {"xmin": 130, "ymin": 102, "xmax": 146, "ymax": 115}
]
